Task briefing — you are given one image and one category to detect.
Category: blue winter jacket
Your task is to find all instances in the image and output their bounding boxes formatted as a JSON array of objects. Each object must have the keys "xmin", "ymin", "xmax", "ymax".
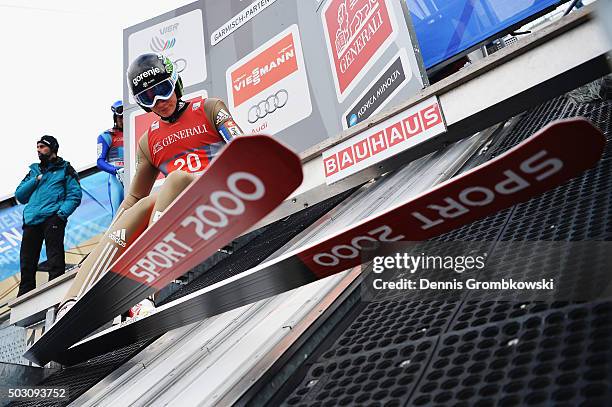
[{"xmin": 15, "ymin": 158, "xmax": 83, "ymax": 226}]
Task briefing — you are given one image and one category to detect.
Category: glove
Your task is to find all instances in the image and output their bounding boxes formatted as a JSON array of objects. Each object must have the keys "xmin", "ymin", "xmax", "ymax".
[
  {"xmin": 115, "ymin": 168, "xmax": 125, "ymax": 187},
  {"xmin": 50, "ymin": 213, "xmax": 67, "ymax": 226}
]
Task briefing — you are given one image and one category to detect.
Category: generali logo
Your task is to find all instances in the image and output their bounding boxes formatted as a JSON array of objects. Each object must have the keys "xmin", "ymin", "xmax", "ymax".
[
  {"xmin": 322, "ymin": 0, "xmax": 395, "ymax": 100},
  {"xmin": 323, "ymin": 98, "xmax": 445, "ymax": 183},
  {"xmin": 230, "ymin": 32, "xmax": 298, "ymax": 107},
  {"xmin": 151, "ymin": 125, "xmax": 208, "ymax": 155},
  {"xmin": 153, "ymin": 141, "xmax": 163, "ymax": 155}
]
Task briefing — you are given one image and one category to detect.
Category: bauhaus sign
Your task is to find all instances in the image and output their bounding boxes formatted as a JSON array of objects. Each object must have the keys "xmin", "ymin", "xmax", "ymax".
[
  {"xmin": 323, "ymin": 97, "xmax": 446, "ymax": 184},
  {"xmin": 321, "ymin": 0, "xmax": 398, "ymax": 102}
]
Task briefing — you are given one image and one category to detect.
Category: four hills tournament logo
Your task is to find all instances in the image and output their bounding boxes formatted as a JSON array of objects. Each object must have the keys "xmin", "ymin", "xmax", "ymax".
[
  {"xmin": 150, "ymin": 23, "xmax": 179, "ymax": 52},
  {"xmin": 150, "ymin": 37, "xmax": 176, "ymax": 52}
]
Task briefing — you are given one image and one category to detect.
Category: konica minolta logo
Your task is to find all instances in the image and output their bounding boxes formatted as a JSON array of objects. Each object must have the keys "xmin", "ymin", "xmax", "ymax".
[
  {"xmin": 345, "ymin": 56, "xmax": 406, "ymax": 129},
  {"xmin": 132, "ymin": 67, "xmax": 162, "ymax": 86}
]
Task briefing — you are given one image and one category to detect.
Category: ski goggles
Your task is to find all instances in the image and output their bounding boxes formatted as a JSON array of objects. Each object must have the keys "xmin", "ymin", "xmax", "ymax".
[
  {"xmin": 134, "ymin": 78, "xmax": 176, "ymax": 108},
  {"xmin": 111, "ymin": 105, "xmax": 123, "ymax": 115}
]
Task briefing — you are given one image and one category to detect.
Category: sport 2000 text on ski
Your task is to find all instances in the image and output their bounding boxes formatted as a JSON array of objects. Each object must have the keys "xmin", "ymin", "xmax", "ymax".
[{"xmin": 128, "ymin": 171, "xmax": 266, "ymax": 286}]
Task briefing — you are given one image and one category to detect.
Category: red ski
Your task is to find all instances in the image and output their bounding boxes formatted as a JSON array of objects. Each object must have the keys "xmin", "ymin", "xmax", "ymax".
[
  {"xmin": 25, "ymin": 135, "xmax": 303, "ymax": 366},
  {"xmin": 50, "ymin": 118, "xmax": 606, "ymax": 366}
]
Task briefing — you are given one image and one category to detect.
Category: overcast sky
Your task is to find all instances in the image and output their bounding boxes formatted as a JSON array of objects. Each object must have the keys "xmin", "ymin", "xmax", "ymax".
[{"xmin": 0, "ymin": 0, "xmax": 194, "ymax": 198}]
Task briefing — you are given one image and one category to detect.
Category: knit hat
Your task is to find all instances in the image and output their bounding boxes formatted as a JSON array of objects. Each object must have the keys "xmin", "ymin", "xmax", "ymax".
[{"xmin": 37, "ymin": 135, "xmax": 59, "ymax": 153}]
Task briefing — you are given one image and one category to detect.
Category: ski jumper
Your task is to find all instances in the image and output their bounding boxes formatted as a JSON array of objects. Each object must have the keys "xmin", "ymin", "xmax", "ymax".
[
  {"xmin": 97, "ymin": 128, "xmax": 124, "ymax": 217},
  {"xmin": 64, "ymin": 97, "xmax": 243, "ymax": 301}
]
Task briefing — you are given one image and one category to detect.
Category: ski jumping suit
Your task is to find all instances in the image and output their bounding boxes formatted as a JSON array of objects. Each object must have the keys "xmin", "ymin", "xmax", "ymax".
[
  {"xmin": 64, "ymin": 97, "xmax": 243, "ymax": 302},
  {"xmin": 96, "ymin": 128, "xmax": 124, "ymax": 217}
]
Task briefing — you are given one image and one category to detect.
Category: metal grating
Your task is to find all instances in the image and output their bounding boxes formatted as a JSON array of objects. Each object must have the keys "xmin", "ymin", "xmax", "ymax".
[
  {"xmin": 326, "ymin": 301, "xmax": 459, "ymax": 359},
  {"xmin": 500, "ymin": 189, "xmax": 612, "ymax": 241},
  {"xmin": 491, "ymin": 96, "xmax": 577, "ymax": 154},
  {"xmin": 0, "ymin": 325, "xmax": 28, "ymax": 365},
  {"xmin": 283, "ymin": 301, "xmax": 612, "ymax": 406},
  {"xmin": 283, "ymin": 338, "xmax": 437, "ymax": 407},
  {"xmin": 512, "ymin": 158, "xmax": 612, "ymax": 218},
  {"xmin": 409, "ymin": 302, "xmax": 612, "ymax": 407},
  {"xmin": 432, "ymin": 209, "xmax": 512, "ymax": 243},
  {"xmin": 6, "ymin": 339, "xmax": 153, "ymax": 407},
  {"xmin": 277, "ymin": 92, "xmax": 612, "ymax": 406}
]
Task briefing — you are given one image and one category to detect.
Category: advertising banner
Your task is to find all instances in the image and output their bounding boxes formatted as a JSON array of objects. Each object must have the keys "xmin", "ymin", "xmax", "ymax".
[
  {"xmin": 127, "ymin": 8, "xmax": 207, "ymax": 104},
  {"xmin": 342, "ymin": 48, "xmax": 412, "ymax": 129},
  {"xmin": 321, "ymin": 0, "xmax": 398, "ymax": 102},
  {"xmin": 124, "ymin": 0, "xmax": 425, "ymax": 155},
  {"xmin": 323, "ymin": 97, "xmax": 446, "ymax": 184},
  {"xmin": 226, "ymin": 24, "xmax": 312, "ymax": 136},
  {"xmin": 0, "ymin": 206, "xmax": 25, "ymax": 281},
  {"xmin": 211, "ymin": 0, "xmax": 279, "ymax": 46}
]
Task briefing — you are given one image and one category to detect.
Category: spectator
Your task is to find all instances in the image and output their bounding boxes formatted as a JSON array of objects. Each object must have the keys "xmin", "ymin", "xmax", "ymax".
[{"xmin": 15, "ymin": 135, "xmax": 82, "ymax": 297}]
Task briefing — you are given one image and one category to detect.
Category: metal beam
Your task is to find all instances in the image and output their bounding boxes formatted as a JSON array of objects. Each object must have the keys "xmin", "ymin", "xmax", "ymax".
[{"xmin": 8, "ymin": 270, "xmax": 77, "ymax": 327}]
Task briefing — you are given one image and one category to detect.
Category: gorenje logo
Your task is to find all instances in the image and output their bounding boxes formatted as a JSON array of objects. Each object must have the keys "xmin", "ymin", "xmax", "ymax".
[
  {"xmin": 132, "ymin": 67, "xmax": 162, "ymax": 87},
  {"xmin": 109, "ymin": 229, "xmax": 127, "ymax": 247}
]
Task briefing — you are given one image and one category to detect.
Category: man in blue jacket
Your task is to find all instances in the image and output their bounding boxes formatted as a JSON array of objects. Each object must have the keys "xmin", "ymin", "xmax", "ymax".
[{"xmin": 15, "ymin": 135, "xmax": 82, "ymax": 296}]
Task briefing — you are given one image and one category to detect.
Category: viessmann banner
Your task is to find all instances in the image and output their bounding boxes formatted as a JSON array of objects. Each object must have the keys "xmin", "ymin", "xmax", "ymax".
[{"xmin": 226, "ymin": 24, "xmax": 312, "ymax": 136}]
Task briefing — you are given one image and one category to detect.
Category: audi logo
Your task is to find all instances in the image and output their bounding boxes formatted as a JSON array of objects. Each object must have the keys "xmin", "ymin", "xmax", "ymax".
[{"xmin": 248, "ymin": 89, "xmax": 288, "ymax": 123}]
